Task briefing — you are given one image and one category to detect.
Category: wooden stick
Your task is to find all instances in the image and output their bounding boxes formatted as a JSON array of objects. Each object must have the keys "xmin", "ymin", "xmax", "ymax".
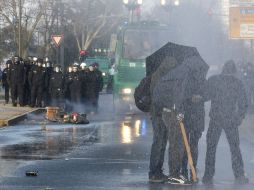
[{"xmin": 179, "ymin": 121, "xmax": 197, "ymax": 182}]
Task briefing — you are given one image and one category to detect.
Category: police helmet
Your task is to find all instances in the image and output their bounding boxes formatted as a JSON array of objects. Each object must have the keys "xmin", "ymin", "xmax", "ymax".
[
  {"xmin": 6, "ymin": 60, "xmax": 12, "ymax": 65},
  {"xmin": 68, "ymin": 66, "xmax": 73, "ymax": 73},
  {"xmin": 46, "ymin": 61, "xmax": 52, "ymax": 68},
  {"xmin": 37, "ymin": 58, "xmax": 43, "ymax": 67},
  {"xmin": 13, "ymin": 56, "xmax": 20, "ymax": 64},
  {"xmin": 92, "ymin": 62, "xmax": 99, "ymax": 68},
  {"xmin": 54, "ymin": 64, "xmax": 61, "ymax": 72},
  {"xmin": 44, "ymin": 57, "xmax": 49, "ymax": 63},
  {"xmin": 33, "ymin": 57, "xmax": 38, "ymax": 62},
  {"xmin": 80, "ymin": 62, "xmax": 87, "ymax": 70}
]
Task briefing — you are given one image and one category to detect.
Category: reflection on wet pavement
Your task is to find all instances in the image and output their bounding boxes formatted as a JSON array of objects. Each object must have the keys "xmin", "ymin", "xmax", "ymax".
[
  {"xmin": 0, "ymin": 125, "xmax": 98, "ymax": 160},
  {"xmin": 120, "ymin": 119, "xmax": 148, "ymax": 144},
  {"xmin": 0, "ymin": 113, "xmax": 150, "ymax": 180},
  {"xmin": 0, "ymin": 116, "xmax": 149, "ymax": 161}
]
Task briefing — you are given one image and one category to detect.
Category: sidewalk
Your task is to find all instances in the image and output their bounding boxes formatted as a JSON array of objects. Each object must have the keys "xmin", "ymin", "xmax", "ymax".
[{"xmin": 0, "ymin": 103, "xmax": 42, "ymax": 127}]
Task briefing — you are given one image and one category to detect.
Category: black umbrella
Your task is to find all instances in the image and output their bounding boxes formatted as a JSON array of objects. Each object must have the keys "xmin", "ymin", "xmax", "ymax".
[
  {"xmin": 146, "ymin": 42, "xmax": 200, "ymax": 76},
  {"xmin": 152, "ymin": 55, "xmax": 209, "ymax": 112}
]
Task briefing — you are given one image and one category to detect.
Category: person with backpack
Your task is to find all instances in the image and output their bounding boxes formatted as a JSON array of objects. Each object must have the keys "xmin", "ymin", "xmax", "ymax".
[
  {"xmin": 148, "ymin": 56, "xmax": 179, "ymax": 183},
  {"xmin": 151, "ymin": 55, "xmax": 208, "ymax": 185}
]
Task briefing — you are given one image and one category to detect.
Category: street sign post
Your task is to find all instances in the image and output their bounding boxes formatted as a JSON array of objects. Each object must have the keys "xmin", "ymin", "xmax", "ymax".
[
  {"xmin": 51, "ymin": 35, "xmax": 64, "ymax": 47},
  {"xmin": 229, "ymin": 7, "xmax": 254, "ymax": 39}
]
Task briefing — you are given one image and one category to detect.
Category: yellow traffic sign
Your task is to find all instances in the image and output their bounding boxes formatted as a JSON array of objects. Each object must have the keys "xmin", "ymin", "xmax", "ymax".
[{"xmin": 230, "ymin": 6, "xmax": 254, "ymax": 39}]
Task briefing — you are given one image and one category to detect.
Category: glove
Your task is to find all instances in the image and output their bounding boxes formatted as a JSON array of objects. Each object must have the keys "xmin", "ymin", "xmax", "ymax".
[{"xmin": 176, "ymin": 113, "xmax": 184, "ymax": 122}]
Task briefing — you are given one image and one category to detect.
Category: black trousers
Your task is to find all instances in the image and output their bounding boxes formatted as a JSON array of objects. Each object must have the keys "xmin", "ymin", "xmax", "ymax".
[
  {"xmin": 149, "ymin": 113, "xmax": 168, "ymax": 177},
  {"xmin": 11, "ymin": 84, "xmax": 24, "ymax": 106},
  {"xmin": 203, "ymin": 118, "xmax": 245, "ymax": 179},
  {"xmin": 162, "ymin": 111, "xmax": 185, "ymax": 177},
  {"xmin": 4, "ymin": 85, "xmax": 9, "ymax": 103},
  {"xmin": 31, "ymin": 86, "xmax": 43, "ymax": 107}
]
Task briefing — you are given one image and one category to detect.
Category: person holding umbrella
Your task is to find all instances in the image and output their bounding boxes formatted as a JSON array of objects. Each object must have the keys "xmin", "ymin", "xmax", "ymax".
[{"xmin": 152, "ymin": 55, "xmax": 209, "ymax": 185}]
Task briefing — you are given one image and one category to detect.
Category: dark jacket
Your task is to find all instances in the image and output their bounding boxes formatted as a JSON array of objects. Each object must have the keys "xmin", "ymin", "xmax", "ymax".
[
  {"xmin": 94, "ymin": 69, "xmax": 103, "ymax": 93},
  {"xmin": 86, "ymin": 71, "xmax": 98, "ymax": 99},
  {"xmin": 206, "ymin": 74, "xmax": 248, "ymax": 123},
  {"xmin": 28, "ymin": 66, "xmax": 46, "ymax": 88},
  {"xmin": 2, "ymin": 68, "xmax": 11, "ymax": 87},
  {"xmin": 9, "ymin": 63, "xmax": 26, "ymax": 86},
  {"xmin": 49, "ymin": 72, "xmax": 64, "ymax": 94}
]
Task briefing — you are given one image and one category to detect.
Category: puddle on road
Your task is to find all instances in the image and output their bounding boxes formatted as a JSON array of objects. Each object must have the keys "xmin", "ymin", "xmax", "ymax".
[
  {"xmin": 0, "ymin": 117, "xmax": 149, "ymax": 161},
  {"xmin": 0, "ymin": 125, "xmax": 98, "ymax": 161}
]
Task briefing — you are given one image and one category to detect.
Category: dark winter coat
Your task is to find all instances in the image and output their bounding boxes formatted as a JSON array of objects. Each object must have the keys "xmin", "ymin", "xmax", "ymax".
[
  {"xmin": 49, "ymin": 72, "xmax": 64, "ymax": 97},
  {"xmin": 2, "ymin": 68, "xmax": 11, "ymax": 87},
  {"xmin": 205, "ymin": 74, "xmax": 248, "ymax": 124},
  {"xmin": 86, "ymin": 71, "xmax": 98, "ymax": 100},
  {"xmin": 9, "ymin": 63, "xmax": 26, "ymax": 86},
  {"xmin": 94, "ymin": 69, "xmax": 103, "ymax": 93},
  {"xmin": 28, "ymin": 66, "xmax": 46, "ymax": 89}
]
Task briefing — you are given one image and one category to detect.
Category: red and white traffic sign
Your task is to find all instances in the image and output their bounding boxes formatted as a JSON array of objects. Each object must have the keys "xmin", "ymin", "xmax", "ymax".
[{"xmin": 51, "ymin": 35, "xmax": 64, "ymax": 47}]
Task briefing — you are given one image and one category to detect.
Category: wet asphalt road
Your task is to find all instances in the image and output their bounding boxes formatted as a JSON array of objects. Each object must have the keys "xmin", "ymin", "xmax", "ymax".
[{"xmin": 0, "ymin": 95, "xmax": 254, "ymax": 190}]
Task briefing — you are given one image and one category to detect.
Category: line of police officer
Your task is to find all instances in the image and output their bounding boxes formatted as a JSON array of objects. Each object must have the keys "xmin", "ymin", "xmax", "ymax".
[{"xmin": 2, "ymin": 56, "xmax": 103, "ymax": 113}]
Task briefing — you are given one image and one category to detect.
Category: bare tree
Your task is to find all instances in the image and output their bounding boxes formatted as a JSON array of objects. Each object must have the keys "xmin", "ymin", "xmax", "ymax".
[
  {"xmin": 0, "ymin": 0, "xmax": 50, "ymax": 57},
  {"xmin": 68, "ymin": 0, "xmax": 123, "ymax": 51}
]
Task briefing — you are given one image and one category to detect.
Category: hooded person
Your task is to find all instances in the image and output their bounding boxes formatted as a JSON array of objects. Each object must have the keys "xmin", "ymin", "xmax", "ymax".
[
  {"xmin": 181, "ymin": 57, "xmax": 208, "ymax": 182},
  {"xmin": 148, "ymin": 56, "xmax": 179, "ymax": 183},
  {"xmin": 152, "ymin": 55, "xmax": 208, "ymax": 185},
  {"xmin": 202, "ymin": 60, "xmax": 249, "ymax": 185}
]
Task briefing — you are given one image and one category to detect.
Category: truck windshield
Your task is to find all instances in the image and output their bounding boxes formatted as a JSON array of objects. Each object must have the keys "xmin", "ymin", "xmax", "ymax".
[{"xmin": 123, "ymin": 29, "xmax": 170, "ymax": 59}]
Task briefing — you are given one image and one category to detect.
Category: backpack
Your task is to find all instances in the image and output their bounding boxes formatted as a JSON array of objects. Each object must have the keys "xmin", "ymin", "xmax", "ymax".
[{"xmin": 134, "ymin": 76, "xmax": 152, "ymax": 112}]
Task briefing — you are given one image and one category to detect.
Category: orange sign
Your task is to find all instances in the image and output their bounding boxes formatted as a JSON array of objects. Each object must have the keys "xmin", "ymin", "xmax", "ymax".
[
  {"xmin": 51, "ymin": 35, "xmax": 64, "ymax": 47},
  {"xmin": 230, "ymin": 7, "xmax": 254, "ymax": 39}
]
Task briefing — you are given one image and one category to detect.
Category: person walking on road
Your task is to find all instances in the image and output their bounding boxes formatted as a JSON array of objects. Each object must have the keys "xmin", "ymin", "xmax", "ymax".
[{"xmin": 202, "ymin": 60, "xmax": 249, "ymax": 185}]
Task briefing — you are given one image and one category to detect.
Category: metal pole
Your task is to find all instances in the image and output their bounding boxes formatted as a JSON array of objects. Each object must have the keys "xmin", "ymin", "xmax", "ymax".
[{"xmin": 19, "ymin": 0, "xmax": 22, "ymax": 57}]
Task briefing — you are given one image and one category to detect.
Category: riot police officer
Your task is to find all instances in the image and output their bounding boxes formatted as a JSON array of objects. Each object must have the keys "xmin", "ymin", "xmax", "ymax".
[
  {"xmin": 92, "ymin": 63, "xmax": 103, "ymax": 112},
  {"xmin": 69, "ymin": 64, "xmax": 82, "ymax": 104},
  {"xmin": 86, "ymin": 65, "xmax": 98, "ymax": 112},
  {"xmin": 79, "ymin": 63, "xmax": 88, "ymax": 110},
  {"xmin": 49, "ymin": 65, "xmax": 64, "ymax": 107},
  {"xmin": 64, "ymin": 65, "xmax": 74, "ymax": 112},
  {"xmin": 9, "ymin": 56, "xmax": 26, "ymax": 107},
  {"xmin": 29, "ymin": 58, "xmax": 46, "ymax": 107},
  {"xmin": 2, "ymin": 60, "xmax": 12, "ymax": 104},
  {"xmin": 44, "ymin": 58, "xmax": 54, "ymax": 106}
]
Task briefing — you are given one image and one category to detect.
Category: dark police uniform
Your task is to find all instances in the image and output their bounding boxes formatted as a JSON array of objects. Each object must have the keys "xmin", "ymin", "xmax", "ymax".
[
  {"xmin": 9, "ymin": 62, "xmax": 26, "ymax": 106},
  {"xmin": 2, "ymin": 63, "xmax": 11, "ymax": 103}
]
